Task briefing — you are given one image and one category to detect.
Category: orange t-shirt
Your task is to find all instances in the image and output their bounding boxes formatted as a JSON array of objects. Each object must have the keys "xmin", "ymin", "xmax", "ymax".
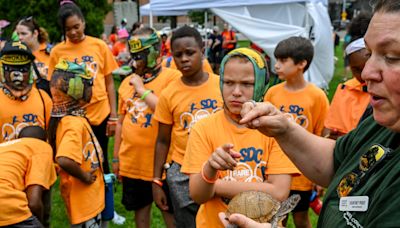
[
  {"xmin": 161, "ymin": 57, "xmax": 214, "ymax": 75},
  {"xmin": 325, "ymin": 78, "xmax": 370, "ymax": 134},
  {"xmin": 109, "ymin": 34, "xmax": 117, "ymax": 45},
  {"xmin": 112, "ymin": 41, "xmax": 127, "ymax": 57},
  {"xmin": 55, "ymin": 116, "xmax": 105, "ymax": 225},
  {"xmin": 221, "ymin": 30, "xmax": 236, "ymax": 49},
  {"xmin": 33, "ymin": 43, "xmax": 50, "ymax": 79},
  {"xmin": 181, "ymin": 111, "xmax": 299, "ymax": 228},
  {"xmin": 154, "ymin": 73, "xmax": 223, "ymax": 165},
  {"xmin": 0, "ymin": 138, "xmax": 56, "ymax": 226},
  {"xmin": 0, "ymin": 87, "xmax": 52, "ymax": 143},
  {"xmin": 48, "ymin": 36, "xmax": 119, "ymax": 125},
  {"xmin": 117, "ymin": 67, "xmax": 181, "ymax": 181},
  {"xmin": 265, "ymin": 82, "xmax": 329, "ymax": 191}
]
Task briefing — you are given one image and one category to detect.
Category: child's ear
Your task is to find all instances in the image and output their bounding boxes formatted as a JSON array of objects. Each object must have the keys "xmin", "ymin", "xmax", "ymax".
[{"xmin": 297, "ymin": 60, "xmax": 308, "ymax": 71}]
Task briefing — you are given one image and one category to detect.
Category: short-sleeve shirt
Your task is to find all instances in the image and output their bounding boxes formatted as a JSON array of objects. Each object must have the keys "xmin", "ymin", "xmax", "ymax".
[
  {"xmin": 0, "ymin": 87, "xmax": 52, "ymax": 143},
  {"xmin": 117, "ymin": 67, "xmax": 181, "ymax": 181},
  {"xmin": 181, "ymin": 111, "xmax": 299, "ymax": 228},
  {"xmin": 154, "ymin": 73, "xmax": 223, "ymax": 165},
  {"xmin": 0, "ymin": 138, "xmax": 56, "ymax": 226},
  {"xmin": 32, "ymin": 43, "xmax": 50, "ymax": 79},
  {"xmin": 325, "ymin": 78, "xmax": 370, "ymax": 134},
  {"xmin": 55, "ymin": 116, "xmax": 105, "ymax": 225},
  {"xmin": 318, "ymin": 116, "xmax": 400, "ymax": 227},
  {"xmin": 48, "ymin": 36, "xmax": 119, "ymax": 125},
  {"xmin": 265, "ymin": 82, "xmax": 329, "ymax": 191}
]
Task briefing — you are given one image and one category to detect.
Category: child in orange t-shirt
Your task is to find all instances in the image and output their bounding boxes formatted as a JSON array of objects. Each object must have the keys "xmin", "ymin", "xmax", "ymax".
[
  {"xmin": 153, "ymin": 26, "xmax": 223, "ymax": 227},
  {"xmin": 113, "ymin": 27, "xmax": 181, "ymax": 228},
  {"xmin": 324, "ymin": 13, "xmax": 372, "ymax": 139},
  {"xmin": 48, "ymin": 2, "xmax": 119, "ymax": 175},
  {"xmin": 181, "ymin": 48, "xmax": 299, "ymax": 228},
  {"xmin": 48, "ymin": 60, "xmax": 105, "ymax": 227},
  {"xmin": 265, "ymin": 36, "xmax": 329, "ymax": 228},
  {"xmin": 0, "ymin": 126, "xmax": 56, "ymax": 227},
  {"xmin": 0, "ymin": 40, "xmax": 52, "ymax": 143}
]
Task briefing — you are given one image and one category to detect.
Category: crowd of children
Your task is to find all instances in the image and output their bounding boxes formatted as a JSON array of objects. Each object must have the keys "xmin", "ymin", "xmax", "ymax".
[{"xmin": 0, "ymin": 0, "xmax": 374, "ymax": 227}]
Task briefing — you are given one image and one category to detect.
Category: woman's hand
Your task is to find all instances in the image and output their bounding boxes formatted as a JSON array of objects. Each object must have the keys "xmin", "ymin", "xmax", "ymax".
[{"xmin": 218, "ymin": 212, "xmax": 272, "ymax": 228}]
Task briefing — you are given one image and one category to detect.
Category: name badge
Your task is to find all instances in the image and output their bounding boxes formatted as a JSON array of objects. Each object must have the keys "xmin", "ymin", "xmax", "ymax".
[{"xmin": 339, "ymin": 196, "xmax": 369, "ymax": 212}]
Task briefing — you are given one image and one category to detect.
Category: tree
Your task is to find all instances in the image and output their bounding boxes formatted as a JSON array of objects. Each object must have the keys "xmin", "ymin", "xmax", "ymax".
[
  {"xmin": 188, "ymin": 10, "xmax": 212, "ymax": 26},
  {"xmin": 0, "ymin": 0, "xmax": 112, "ymax": 43}
]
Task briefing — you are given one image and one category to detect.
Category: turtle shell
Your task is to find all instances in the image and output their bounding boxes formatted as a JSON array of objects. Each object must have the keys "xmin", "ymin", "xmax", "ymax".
[{"xmin": 226, "ymin": 191, "xmax": 281, "ymax": 223}]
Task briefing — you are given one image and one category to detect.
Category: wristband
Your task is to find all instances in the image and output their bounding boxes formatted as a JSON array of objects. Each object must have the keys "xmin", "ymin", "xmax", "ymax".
[
  {"xmin": 140, "ymin": 89, "xmax": 153, "ymax": 100},
  {"xmin": 108, "ymin": 117, "xmax": 119, "ymax": 121},
  {"xmin": 201, "ymin": 161, "xmax": 219, "ymax": 184},
  {"xmin": 152, "ymin": 179, "xmax": 163, "ymax": 187},
  {"xmin": 112, "ymin": 158, "xmax": 119, "ymax": 163}
]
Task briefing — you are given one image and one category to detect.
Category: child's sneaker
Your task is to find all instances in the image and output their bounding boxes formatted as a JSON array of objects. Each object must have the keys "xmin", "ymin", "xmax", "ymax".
[{"xmin": 112, "ymin": 211, "xmax": 126, "ymax": 225}]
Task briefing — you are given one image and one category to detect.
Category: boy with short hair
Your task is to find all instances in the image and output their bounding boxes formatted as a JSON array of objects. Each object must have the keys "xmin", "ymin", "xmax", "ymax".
[
  {"xmin": 181, "ymin": 48, "xmax": 299, "ymax": 228},
  {"xmin": 112, "ymin": 27, "xmax": 181, "ymax": 228},
  {"xmin": 265, "ymin": 36, "xmax": 329, "ymax": 228},
  {"xmin": 153, "ymin": 25, "xmax": 223, "ymax": 228},
  {"xmin": 0, "ymin": 126, "xmax": 56, "ymax": 227}
]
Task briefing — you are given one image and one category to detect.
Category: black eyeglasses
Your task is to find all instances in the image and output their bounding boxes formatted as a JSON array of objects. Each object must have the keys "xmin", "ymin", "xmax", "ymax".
[{"xmin": 337, "ymin": 144, "xmax": 392, "ymax": 198}]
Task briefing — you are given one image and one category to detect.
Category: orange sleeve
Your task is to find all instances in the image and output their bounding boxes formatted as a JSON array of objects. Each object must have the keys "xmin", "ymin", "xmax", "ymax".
[
  {"xmin": 47, "ymin": 48, "xmax": 59, "ymax": 80},
  {"xmin": 265, "ymin": 138, "xmax": 299, "ymax": 175},
  {"xmin": 154, "ymin": 91, "xmax": 173, "ymax": 125},
  {"xmin": 117, "ymin": 78, "xmax": 131, "ymax": 115},
  {"xmin": 26, "ymin": 144, "xmax": 57, "ymax": 189},
  {"xmin": 181, "ymin": 122, "xmax": 211, "ymax": 174},
  {"xmin": 203, "ymin": 59, "xmax": 214, "ymax": 74},
  {"xmin": 56, "ymin": 121, "xmax": 84, "ymax": 164},
  {"xmin": 314, "ymin": 90, "xmax": 330, "ymax": 136},
  {"xmin": 101, "ymin": 42, "xmax": 119, "ymax": 76}
]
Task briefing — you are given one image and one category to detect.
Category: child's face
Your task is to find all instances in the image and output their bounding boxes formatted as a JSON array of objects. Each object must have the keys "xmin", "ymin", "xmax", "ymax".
[
  {"xmin": 172, "ymin": 37, "xmax": 203, "ymax": 77},
  {"xmin": 349, "ymin": 48, "xmax": 369, "ymax": 83},
  {"xmin": 274, "ymin": 57, "xmax": 304, "ymax": 80},
  {"xmin": 222, "ymin": 58, "xmax": 255, "ymax": 115},
  {"xmin": 65, "ymin": 15, "xmax": 85, "ymax": 44}
]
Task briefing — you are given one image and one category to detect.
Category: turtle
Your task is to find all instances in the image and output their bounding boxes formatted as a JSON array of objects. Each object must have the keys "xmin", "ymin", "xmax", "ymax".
[{"xmin": 225, "ymin": 191, "xmax": 301, "ymax": 228}]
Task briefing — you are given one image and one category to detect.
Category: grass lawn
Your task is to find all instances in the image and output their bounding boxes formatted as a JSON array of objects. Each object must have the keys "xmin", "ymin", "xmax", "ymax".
[{"xmin": 50, "ymin": 43, "xmax": 346, "ymax": 227}]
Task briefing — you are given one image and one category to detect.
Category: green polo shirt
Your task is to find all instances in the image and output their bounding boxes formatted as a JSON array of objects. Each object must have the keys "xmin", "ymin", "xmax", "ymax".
[{"xmin": 318, "ymin": 116, "xmax": 400, "ymax": 227}]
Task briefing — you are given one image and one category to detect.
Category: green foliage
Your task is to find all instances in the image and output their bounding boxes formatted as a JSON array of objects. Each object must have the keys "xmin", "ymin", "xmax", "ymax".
[
  {"xmin": 188, "ymin": 10, "xmax": 211, "ymax": 26},
  {"xmin": 0, "ymin": 0, "xmax": 112, "ymax": 43}
]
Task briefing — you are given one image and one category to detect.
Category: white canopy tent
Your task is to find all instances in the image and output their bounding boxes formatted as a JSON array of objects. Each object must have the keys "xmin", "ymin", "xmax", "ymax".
[{"xmin": 140, "ymin": 0, "xmax": 333, "ymax": 88}]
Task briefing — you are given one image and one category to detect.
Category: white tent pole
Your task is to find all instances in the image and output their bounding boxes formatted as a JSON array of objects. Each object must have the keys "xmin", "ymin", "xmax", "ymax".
[{"xmin": 149, "ymin": 0, "xmax": 153, "ymax": 27}]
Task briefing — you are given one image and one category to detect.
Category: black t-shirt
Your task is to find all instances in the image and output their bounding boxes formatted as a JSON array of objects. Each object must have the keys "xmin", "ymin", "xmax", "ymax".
[{"xmin": 208, "ymin": 34, "xmax": 223, "ymax": 52}]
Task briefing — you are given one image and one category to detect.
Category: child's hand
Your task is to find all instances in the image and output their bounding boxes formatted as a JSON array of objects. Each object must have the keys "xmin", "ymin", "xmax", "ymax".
[
  {"xmin": 208, "ymin": 143, "xmax": 241, "ymax": 171},
  {"xmin": 83, "ymin": 168, "xmax": 98, "ymax": 184},
  {"xmin": 129, "ymin": 74, "xmax": 145, "ymax": 95}
]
